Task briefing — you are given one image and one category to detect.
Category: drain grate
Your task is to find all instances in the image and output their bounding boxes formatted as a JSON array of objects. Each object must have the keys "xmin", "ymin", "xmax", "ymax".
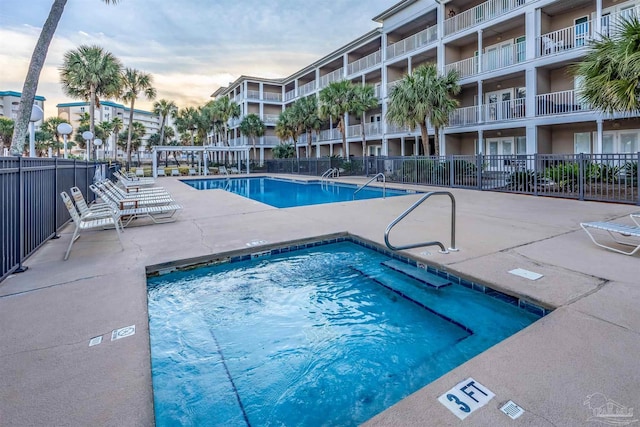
[
  {"xmin": 111, "ymin": 325, "xmax": 136, "ymax": 341},
  {"xmin": 89, "ymin": 336, "xmax": 103, "ymax": 347},
  {"xmin": 508, "ymin": 268, "xmax": 543, "ymax": 281},
  {"xmin": 500, "ymin": 400, "xmax": 524, "ymax": 419},
  {"xmin": 246, "ymin": 240, "xmax": 268, "ymax": 247}
]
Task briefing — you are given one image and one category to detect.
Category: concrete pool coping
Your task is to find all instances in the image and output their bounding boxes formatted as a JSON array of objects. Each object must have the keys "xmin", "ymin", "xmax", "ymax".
[{"xmin": 0, "ymin": 173, "xmax": 638, "ymax": 426}]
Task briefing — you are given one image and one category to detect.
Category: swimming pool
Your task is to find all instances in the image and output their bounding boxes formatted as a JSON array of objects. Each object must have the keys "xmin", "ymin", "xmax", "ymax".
[
  {"xmin": 147, "ymin": 238, "xmax": 543, "ymax": 426},
  {"xmin": 182, "ymin": 177, "xmax": 412, "ymax": 208}
]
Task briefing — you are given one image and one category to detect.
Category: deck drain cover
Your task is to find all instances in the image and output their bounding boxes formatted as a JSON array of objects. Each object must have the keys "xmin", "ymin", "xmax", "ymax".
[
  {"xmin": 246, "ymin": 240, "xmax": 268, "ymax": 247},
  {"xmin": 500, "ymin": 400, "xmax": 524, "ymax": 419},
  {"xmin": 111, "ymin": 325, "xmax": 136, "ymax": 341},
  {"xmin": 509, "ymin": 268, "xmax": 543, "ymax": 281},
  {"xmin": 89, "ymin": 336, "xmax": 103, "ymax": 347}
]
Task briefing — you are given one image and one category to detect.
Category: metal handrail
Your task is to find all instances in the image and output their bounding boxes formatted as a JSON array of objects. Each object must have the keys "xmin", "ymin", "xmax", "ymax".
[
  {"xmin": 353, "ymin": 173, "xmax": 386, "ymax": 199},
  {"xmin": 321, "ymin": 167, "xmax": 338, "ymax": 183},
  {"xmin": 384, "ymin": 191, "xmax": 458, "ymax": 254}
]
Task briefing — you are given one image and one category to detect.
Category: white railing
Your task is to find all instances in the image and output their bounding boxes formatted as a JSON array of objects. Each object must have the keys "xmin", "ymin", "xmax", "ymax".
[
  {"xmin": 346, "ymin": 123, "xmax": 360, "ymax": 138},
  {"xmin": 602, "ymin": 6, "xmax": 640, "ymax": 38},
  {"xmin": 445, "ymin": 56, "xmax": 478, "ymax": 79},
  {"xmin": 374, "ymin": 85, "xmax": 382, "ymax": 99},
  {"xmin": 263, "ymin": 136, "xmax": 281, "ymax": 146},
  {"xmin": 364, "ymin": 121, "xmax": 383, "ymax": 136},
  {"xmin": 263, "ymin": 114, "xmax": 280, "ymax": 123},
  {"xmin": 449, "ymin": 105, "xmax": 483, "ymax": 127},
  {"xmin": 299, "ymin": 133, "xmax": 319, "ymax": 144},
  {"xmin": 246, "ymin": 90, "xmax": 261, "ymax": 99},
  {"xmin": 347, "ymin": 50, "xmax": 382, "ymax": 75},
  {"xmin": 386, "ymin": 26, "xmax": 438, "ymax": 60},
  {"xmin": 386, "ymin": 80, "xmax": 401, "ymax": 96},
  {"xmin": 263, "ymin": 92, "xmax": 282, "ymax": 102},
  {"xmin": 319, "ymin": 68, "xmax": 344, "ymax": 89},
  {"xmin": 299, "ymin": 80, "xmax": 317, "ymax": 96},
  {"xmin": 284, "ymin": 89, "xmax": 296, "ymax": 102},
  {"xmin": 319, "ymin": 128, "xmax": 342, "ymax": 141},
  {"xmin": 536, "ymin": 90, "xmax": 591, "ymax": 116},
  {"xmin": 482, "ymin": 41, "xmax": 525, "ymax": 72},
  {"xmin": 537, "ymin": 22, "xmax": 592, "ymax": 57},
  {"xmin": 386, "ymin": 123, "xmax": 413, "ymax": 134},
  {"xmin": 444, "ymin": 0, "xmax": 526, "ymax": 36},
  {"xmin": 484, "ymin": 98, "xmax": 526, "ymax": 122}
]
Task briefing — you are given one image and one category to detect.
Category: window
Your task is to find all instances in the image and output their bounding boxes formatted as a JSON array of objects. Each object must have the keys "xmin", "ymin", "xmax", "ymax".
[
  {"xmin": 516, "ymin": 136, "xmax": 527, "ymax": 154},
  {"xmin": 575, "ymin": 16, "xmax": 589, "ymax": 47},
  {"xmin": 574, "ymin": 132, "xmax": 591, "ymax": 154}
]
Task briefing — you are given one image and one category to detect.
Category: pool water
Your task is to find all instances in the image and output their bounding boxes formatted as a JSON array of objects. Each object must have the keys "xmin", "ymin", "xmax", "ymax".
[
  {"xmin": 147, "ymin": 242, "xmax": 540, "ymax": 426},
  {"xmin": 183, "ymin": 176, "xmax": 411, "ymax": 208}
]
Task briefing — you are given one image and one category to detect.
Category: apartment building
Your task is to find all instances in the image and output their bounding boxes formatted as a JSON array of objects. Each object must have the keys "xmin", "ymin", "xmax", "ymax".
[
  {"xmin": 211, "ymin": 0, "xmax": 640, "ymax": 164},
  {"xmin": 57, "ymin": 101, "xmax": 161, "ymax": 157},
  {"xmin": 0, "ymin": 90, "xmax": 46, "ymax": 127}
]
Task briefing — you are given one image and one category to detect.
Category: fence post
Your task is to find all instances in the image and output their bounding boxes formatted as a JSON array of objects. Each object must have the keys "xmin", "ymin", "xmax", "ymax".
[
  {"xmin": 534, "ymin": 153, "xmax": 539, "ymax": 197},
  {"xmin": 476, "ymin": 154, "xmax": 483, "ymax": 190},
  {"xmin": 16, "ymin": 156, "xmax": 28, "ymax": 273},
  {"xmin": 578, "ymin": 153, "xmax": 585, "ymax": 201},
  {"xmin": 637, "ymin": 152, "xmax": 640, "ymax": 206},
  {"xmin": 449, "ymin": 155, "xmax": 454, "ymax": 188},
  {"xmin": 52, "ymin": 157, "xmax": 60, "ymax": 239}
]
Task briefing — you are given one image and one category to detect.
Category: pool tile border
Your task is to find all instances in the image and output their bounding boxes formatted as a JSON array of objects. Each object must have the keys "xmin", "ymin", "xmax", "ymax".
[{"xmin": 146, "ymin": 232, "xmax": 551, "ymax": 318}]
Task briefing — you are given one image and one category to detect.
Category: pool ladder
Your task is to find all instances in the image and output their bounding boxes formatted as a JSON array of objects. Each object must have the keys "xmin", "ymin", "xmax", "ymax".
[
  {"xmin": 353, "ymin": 173, "xmax": 386, "ymax": 200},
  {"xmin": 384, "ymin": 191, "xmax": 458, "ymax": 254},
  {"xmin": 321, "ymin": 168, "xmax": 339, "ymax": 186}
]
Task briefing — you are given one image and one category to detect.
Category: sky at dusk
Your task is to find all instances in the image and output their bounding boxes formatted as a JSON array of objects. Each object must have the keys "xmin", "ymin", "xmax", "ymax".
[{"xmin": 0, "ymin": 0, "xmax": 394, "ymax": 118}]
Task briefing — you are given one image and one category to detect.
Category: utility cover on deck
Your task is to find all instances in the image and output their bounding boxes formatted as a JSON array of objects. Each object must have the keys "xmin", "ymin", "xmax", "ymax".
[{"xmin": 509, "ymin": 268, "xmax": 543, "ymax": 281}]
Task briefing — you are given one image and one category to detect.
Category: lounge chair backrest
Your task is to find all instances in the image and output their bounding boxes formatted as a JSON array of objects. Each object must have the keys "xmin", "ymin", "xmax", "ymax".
[
  {"xmin": 70, "ymin": 187, "xmax": 91, "ymax": 217},
  {"xmin": 61, "ymin": 191, "xmax": 81, "ymax": 223}
]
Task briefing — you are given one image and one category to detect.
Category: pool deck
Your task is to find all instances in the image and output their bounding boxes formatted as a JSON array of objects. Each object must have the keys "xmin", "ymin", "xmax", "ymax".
[{"xmin": 1, "ymin": 174, "xmax": 638, "ymax": 426}]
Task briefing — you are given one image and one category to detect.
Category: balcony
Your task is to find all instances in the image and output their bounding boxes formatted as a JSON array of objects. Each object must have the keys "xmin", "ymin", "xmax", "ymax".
[
  {"xmin": 602, "ymin": 5, "xmax": 640, "ymax": 38},
  {"xmin": 247, "ymin": 90, "xmax": 261, "ymax": 100},
  {"xmin": 263, "ymin": 114, "xmax": 280, "ymax": 124},
  {"xmin": 449, "ymin": 105, "xmax": 482, "ymax": 127},
  {"xmin": 263, "ymin": 92, "xmax": 282, "ymax": 102},
  {"xmin": 444, "ymin": 0, "xmax": 526, "ymax": 36},
  {"xmin": 347, "ymin": 50, "xmax": 382, "ymax": 75},
  {"xmin": 284, "ymin": 89, "xmax": 296, "ymax": 102},
  {"xmin": 299, "ymin": 80, "xmax": 317, "ymax": 97},
  {"xmin": 537, "ymin": 22, "xmax": 592, "ymax": 57},
  {"xmin": 386, "ymin": 26, "xmax": 438, "ymax": 60},
  {"xmin": 386, "ymin": 80, "xmax": 401, "ymax": 96},
  {"xmin": 536, "ymin": 90, "xmax": 591, "ymax": 116},
  {"xmin": 263, "ymin": 136, "xmax": 281, "ymax": 146},
  {"xmin": 319, "ymin": 68, "xmax": 344, "ymax": 89},
  {"xmin": 319, "ymin": 128, "xmax": 341, "ymax": 141},
  {"xmin": 445, "ymin": 41, "xmax": 525, "ymax": 79},
  {"xmin": 299, "ymin": 133, "xmax": 318, "ymax": 144},
  {"xmin": 485, "ymin": 98, "xmax": 525, "ymax": 122}
]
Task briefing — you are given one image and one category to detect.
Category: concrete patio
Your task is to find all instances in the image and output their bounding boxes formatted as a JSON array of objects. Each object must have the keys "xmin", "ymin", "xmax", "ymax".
[{"xmin": 0, "ymin": 174, "xmax": 638, "ymax": 426}]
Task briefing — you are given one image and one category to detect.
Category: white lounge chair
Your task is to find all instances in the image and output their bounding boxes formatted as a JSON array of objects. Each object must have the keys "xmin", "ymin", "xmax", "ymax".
[
  {"xmin": 218, "ymin": 166, "xmax": 229, "ymax": 175},
  {"xmin": 631, "ymin": 214, "xmax": 640, "ymax": 227},
  {"xmin": 229, "ymin": 167, "xmax": 239, "ymax": 174},
  {"xmin": 189, "ymin": 168, "xmax": 197, "ymax": 176},
  {"xmin": 580, "ymin": 221, "xmax": 640, "ymax": 256},
  {"xmin": 70, "ymin": 186, "xmax": 120, "ymax": 225},
  {"xmin": 60, "ymin": 191, "xmax": 123, "ymax": 260},
  {"xmin": 135, "ymin": 169, "xmax": 145, "ymax": 177},
  {"xmin": 171, "ymin": 168, "xmax": 180, "ymax": 177},
  {"xmin": 157, "ymin": 169, "xmax": 166, "ymax": 177}
]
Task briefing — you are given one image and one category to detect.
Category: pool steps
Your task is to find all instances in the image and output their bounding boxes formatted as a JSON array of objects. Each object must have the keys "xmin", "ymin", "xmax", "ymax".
[{"xmin": 381, "ymin": 260, "xmax": 452, "ymax": 289}]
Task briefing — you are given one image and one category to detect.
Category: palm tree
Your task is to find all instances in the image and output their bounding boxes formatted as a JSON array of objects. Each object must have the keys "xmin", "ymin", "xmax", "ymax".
[
  {"xmin": 96, "ymin": 120, "xmax": 114, "ymax": 158},
  {"xmin": 10, "ymin": 0, "xmax": 120, "ymax": 156},
  {"xmin": 239, "ymin": 113, "xmax": 265, "ymax": 162},
  {"xmin": 40, "ymin": 117, "xmax": 67, "ymax": 156},
  {"xmin": 175, "ymin": 107, "xmax": 199, "ymax": 166},
  {"xmin": 351, "ymin": 84, "xmax": 379, "ymax": 157},
  {"xmin": 121, "ymin": 67, "xmax": 156, "ymax": 169},
  {"xmin": 571, "ymin": 16, "xmax": 640, "ymax": 114},
  {"xmin": 386, "ymin": 64, "xmax": 459, "ymax": 156},
  {"xmin": 110, "ymin": 116, "xmax": 123, "ymax": 160},
  {"xmin": 152, "ymin": 99, "xmax": 178, "ymax": 147},
  {"xmin": 319, "ymin": 80, "xmax": 355, "ymax": 157},
  {"xmin": 0, "ymin": 117, "xmax": 14, "ymax": 151},
  {"xmin": 210, "ymin": 97, "xmax": 241, "ymax": 146},
  {"xmin": 59, "ymin": 44, "xmax": 122, "ymax": 159},
  {"xmin": 272, "ymin": 143, "xmax": 296, "ymax": 159},
  {"xmin": 294, "ymin": 96, "xmax": 324, "ymax": 158},
  {"xmin": 275, "ymin": 108, "xmax": 300, "ymax": 150}
]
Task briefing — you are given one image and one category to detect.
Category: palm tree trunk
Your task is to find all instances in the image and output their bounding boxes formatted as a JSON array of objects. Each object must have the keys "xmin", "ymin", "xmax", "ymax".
[
  {"xmin": 307, "ymin": 127, "xmax": 311, "ymax": 159},
  {"xmin": 10, "ymin": 0, "xmax": 67, "ymax": 155},
  {"xmin": 113, "ymin": 129, "xmax": 119, "ymax": 161},
  {"xmin": 434, "ymin": 126, "xmax": 441, "ymax": 157},
  {"xmin": 419, "ymin": 123, "xmax": 429, "ymax": 156},
  {"xmin": 126, "ymin": 100, "xmax": 135, "ymax": 169},
  {"xmin": 361, "ymin": 119, "xmax": 367, "ymax": 157},
  {"xmin": 339, "ymin": 117, "xmax": 347, "ymax": 158}
]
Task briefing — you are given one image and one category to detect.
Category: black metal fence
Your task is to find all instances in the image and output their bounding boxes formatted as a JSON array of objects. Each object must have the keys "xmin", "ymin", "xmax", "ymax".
[
  {"xmin": 0, "ymin": 157, "xmax": 108, "ymax": 282},
  {"xmin": 266, "ymin": 153, "xmax": 640, "ymax": 205}
]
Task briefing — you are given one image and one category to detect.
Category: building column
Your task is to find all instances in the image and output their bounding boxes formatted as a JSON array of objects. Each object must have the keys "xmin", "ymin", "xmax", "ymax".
[
  {"xmin": 526, "ymin": 9, "xmax": 537, "ymax": 60},
  {"xmin": 477, "ymin": 29, "xmax": 483, "ymax": 73},
  {"xmin": 401, "ymin": 137, "xmax": 405, "ymax": 156},
  {"xmin": 477, "ymin": 129, "xmax": 484, "ymax": 154},
  {"xmin": 525, "ymin": 67, "xmax": 536, "ymax": 119},
  {"xmin": 152, "ymin": 148, "xmax": 157, "ymax": 178},
  {"xmin": 596, "ymin": 119, "xmax": 603, "ymax": 154},
  {"xmin": 478, "ymin": 80, "xmax": 484, "ymax": 123},
  {"xmin": 595, "ymin": 0, "xmax": 603, "ymax": 38},
  {"xmin": 526, "ymin": 125, "xmax": 537, "ymax": 154}
]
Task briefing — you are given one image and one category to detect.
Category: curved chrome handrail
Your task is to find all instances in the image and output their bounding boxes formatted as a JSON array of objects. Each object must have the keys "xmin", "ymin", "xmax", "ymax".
[
  {"xmin": 353, "ymin": 173, "xmax": 386, "ymax": 200},
  {"xmin": 384, "ymin": 191, "xmax": 458, "ymax": 254}
]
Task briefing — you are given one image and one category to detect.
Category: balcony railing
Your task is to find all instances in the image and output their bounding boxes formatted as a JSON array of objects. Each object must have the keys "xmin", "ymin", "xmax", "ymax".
[
  {"xmin": 263, "ymin": 136, "xmax": 281, "ymax": 146},
  {"xmin": 386, "ymin": 123, "xmax": 414, "ymax": 134},
  {"xmin": 347, "ymin": 123, "xmax": 360, "ymax": 138},
  {"xmin": 247, "ymin": 90, "xmax": 261, "ymax": 100},
  {"xmin": 319, "ymin": 128, "xmax": 342, "ymax": 141},
  {"xmin": 444, "ymin": 0, "xmax": 526, "ymax": 36},
  {"xmin": 449, "ymin": 105, "xmax": 483, "ymax": 127},
  {"xmin": 485, "ymin": 98, "xmax": 526, "ymax": 122},
  {"xmin": 374, "ymin": 85, "xmax": 382, "ymax": 99},
  {"xmin": 386, "ymin": 26, "xmax": 438, "ymax": 60},
  {"xmin": 299, "ymin": 80, "xmax": 317, "ymax": 97},
  {"xmin": 537, "ymin": 22, "xmax": 592, "ymax": 57},
  {"xmin": 536, "ymin": 90, "xmax": 592, "ymax": 116},
  {"xmin": 319, "ymin": 68, "xmax": 344, "ymax": 89},
  {"xmin": 299, "ymin": 133, "xmax": 318, "ymax": 144},
  {"xmin": 263, "ymin": 92, "xmax": 282, "ymax": 102},
  {"xmin": 445, "ymin": 56, "xmax": 478, "ymax": 79},
  {"xmin": 284, "ymin": 89, "xmax": 296, "ymax": 102},
  {"xmin": 386, "ymin": 80, "xmax": 401, "ymax": 96},
  {"xmin": 263, "ymin": 114, "xmax": 280, "ymax": 124},
  {"xmin": 602, "ymin": 5, "xmax": 640, "ymax": 38},
  {"xmin": 348, "ymin": 50, "xmax": 382, "ymax": 75}
]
